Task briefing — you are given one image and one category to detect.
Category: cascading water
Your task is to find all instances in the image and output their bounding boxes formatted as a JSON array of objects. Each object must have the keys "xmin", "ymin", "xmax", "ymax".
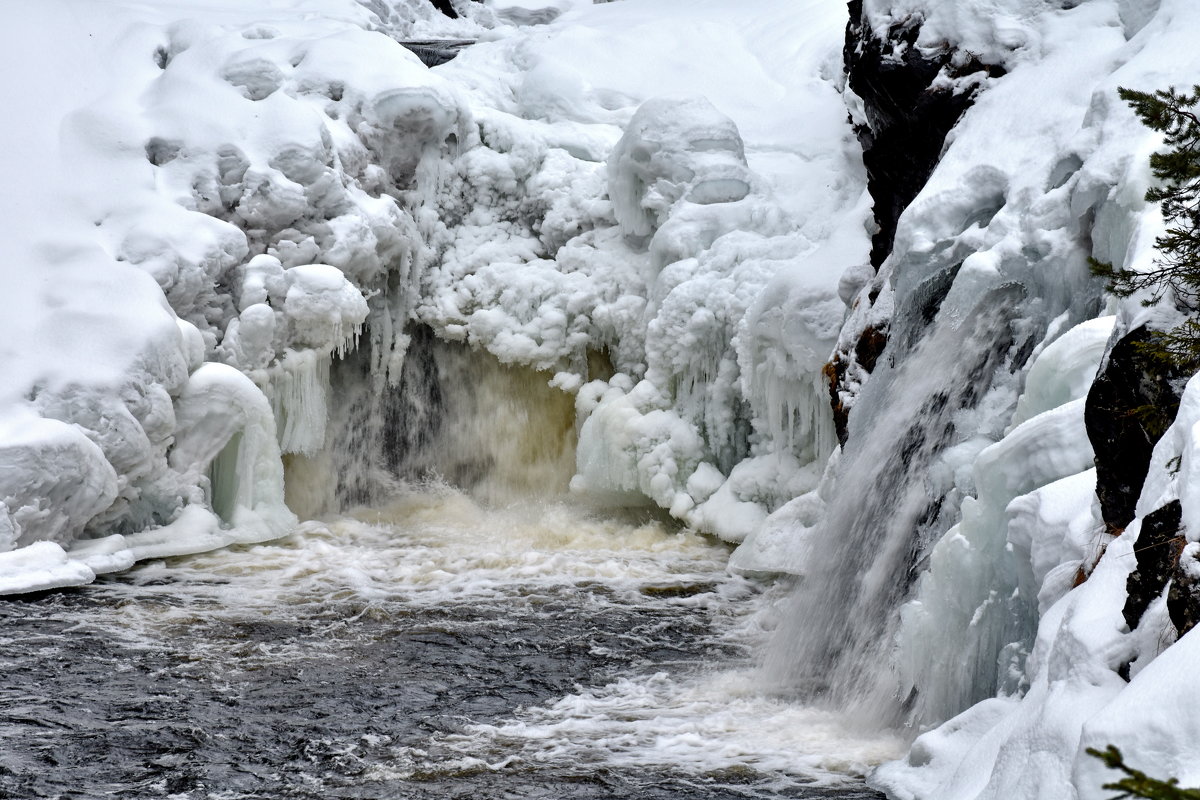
[
  {"xmin": 1, "ymin": 319, "xmax": 904, "ymax": 798},
  {"xmin": 762, "ymin": 281, "xmax": 1034, "ymax": 728},
  {"xmin": 282, "ymin": 323, "xmax": 577, "ymax": 516}
]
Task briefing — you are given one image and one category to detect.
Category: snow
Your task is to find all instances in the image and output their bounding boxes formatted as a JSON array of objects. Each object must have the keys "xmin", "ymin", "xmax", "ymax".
[
  {"xmin": 1008, "ymin": 316, "xmax": 1115, "ymax": 430},
  {"xmin": 728, "ymin": 447, "xmax": 841, "ymax": 574},
  {"xmin": 0, "ymin": 0, "xmax": 465, "ymax": 590},
  {"xmin": 1076, "ymin": 623, "xmax": 1200, "ymax": 791},
  {"xmin": 0, "ymin": 541, "xmax": 97, "ymax": 596},
  {"xmin": 4, "ymin": 0, "xmax": 1200, "ymax": 796},
  {"xmin": 607, "ymin": 95, "xmax": 752, "ymax": 240},
  {"xmin": 0, "ymin": 0, "xmax": 867, "ymax": 598},
  {"xmin": 860, "ymin": 0, "xmax": 1200, "ymax": 796},
  {"xmin": 1137, "ymin": 371, "xmax": 1200, "ymax": 537},
  {"xmin": 419, "ymin": 0, "xmax": 866, "ymax": 538},
  {"xmin": 877, "ymin": 519, "xmax": 1139, "ymax": 800}
]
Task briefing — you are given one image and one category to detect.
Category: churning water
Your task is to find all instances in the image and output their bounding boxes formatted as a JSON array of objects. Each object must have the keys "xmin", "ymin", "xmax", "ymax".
[{"xmin": 0, "ymin": 485, "xmax": 900, "ymax": 799}]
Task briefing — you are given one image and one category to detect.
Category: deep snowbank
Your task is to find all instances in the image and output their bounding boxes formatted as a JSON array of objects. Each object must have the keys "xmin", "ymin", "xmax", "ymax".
[{"xmin": 0, "ymin": 0, "xmax": 479, "ymax": 590}]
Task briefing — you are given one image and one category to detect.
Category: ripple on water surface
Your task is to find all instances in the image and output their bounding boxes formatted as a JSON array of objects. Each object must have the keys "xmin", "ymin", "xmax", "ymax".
[{"xmin": 0, "ymin": 487, "xmax": 900, "ymax": 799}]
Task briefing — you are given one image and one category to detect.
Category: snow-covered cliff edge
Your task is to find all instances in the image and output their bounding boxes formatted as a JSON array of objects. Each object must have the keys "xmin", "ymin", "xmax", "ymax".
[{"xmin": 836, "ymin": 0, "xmax": 1200, "ymax": 796}]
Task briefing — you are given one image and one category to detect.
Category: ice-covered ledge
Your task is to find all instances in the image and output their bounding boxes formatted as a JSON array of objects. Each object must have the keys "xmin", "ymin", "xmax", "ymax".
[
  {"xmin": 0, "ymin": 0, "xmax": 465, "ymax": 593},
  {"xmin": 0, "ymin": 0, "xmax": 869, "ymax": 588}
]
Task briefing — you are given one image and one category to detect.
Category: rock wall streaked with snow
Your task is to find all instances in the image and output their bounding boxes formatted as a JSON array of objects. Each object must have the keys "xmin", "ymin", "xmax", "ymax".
[{"xmin": 846, "ymin": 0, "xmax": 1200, "ymax": 797}]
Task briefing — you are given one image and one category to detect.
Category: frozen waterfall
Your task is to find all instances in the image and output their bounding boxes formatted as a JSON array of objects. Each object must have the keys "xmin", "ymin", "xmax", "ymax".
[
  {"xmin": 5, "ymin": 0, "xmax": 1200, "ymax": 798},
  {"xmin": 762, "ymin": 281, "xmax": 1030, "ymax": 727}
]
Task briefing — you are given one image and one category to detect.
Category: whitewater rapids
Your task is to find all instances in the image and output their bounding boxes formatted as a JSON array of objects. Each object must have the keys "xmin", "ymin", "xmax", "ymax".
[{"xmin": 0, "ymin": 486, "xmax": 901, "ymax": 799}]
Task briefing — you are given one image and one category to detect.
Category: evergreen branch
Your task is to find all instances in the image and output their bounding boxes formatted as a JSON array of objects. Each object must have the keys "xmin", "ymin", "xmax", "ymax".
[{"xmin": 1087, "ymin": 746, "xmax": 1200, "ymax": 800}]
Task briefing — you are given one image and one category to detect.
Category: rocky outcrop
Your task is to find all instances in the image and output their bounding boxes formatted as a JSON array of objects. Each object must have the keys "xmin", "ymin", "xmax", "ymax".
[
  {"xmin": 1119, "ymin": 496, "xmax": 1200, "ymax": 640},
  {"xmin": 1085, "ymin": 326, "xmax": 1183, "ymax": 532},
  {"xmin": 824, "ymin": 320, "xmax": 889, "ymax": 445},
  {"xmin": 844, "ymin": 0, "xmax": 1005, "ymax": 269},
  {"xmin": 1122, "ymin": 499, "xmax": 1183, "ymax": 630},
  {"xmin": 1091, "ymin": 327, "xmax": 1200, "ymax": 642},
  {"xmin": 1167, "ymin": 552, "xmax": 1200, "ymax": 637}
]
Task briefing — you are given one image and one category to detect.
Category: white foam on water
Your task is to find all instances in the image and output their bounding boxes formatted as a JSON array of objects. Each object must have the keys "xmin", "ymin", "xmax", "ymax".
[
  {"xmin": 74, "ymin": 484, "xmax": 742, "ymax": 647},
  {"xmin": 140, "ymin": 488, "xmax": 740, "ymax": 606},
  {"xmin": 402, "ymin": 667, "xmax": 908, "ymax": 790},
  {"xmin": 71, "ymin": 485, "xmax": 903, "ymax": 790}
]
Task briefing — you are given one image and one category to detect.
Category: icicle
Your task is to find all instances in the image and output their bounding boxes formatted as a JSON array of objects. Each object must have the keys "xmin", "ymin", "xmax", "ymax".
[
  {"xmin": 259, "ymin": 350, "xmax": 332, "ymax": 457},
  {"xmin": 208, "ymin": 431, "xmax": 244, "ymax": 523},
  {"xmin": 746, "ymin": 367, "xmax": 838, "ymax": 465}
]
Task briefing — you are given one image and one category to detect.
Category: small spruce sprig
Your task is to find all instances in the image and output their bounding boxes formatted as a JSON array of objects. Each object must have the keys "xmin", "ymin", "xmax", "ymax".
[{"xmin": 1087, "ymin": 745, "xmax": 1200, "ymax": 800}]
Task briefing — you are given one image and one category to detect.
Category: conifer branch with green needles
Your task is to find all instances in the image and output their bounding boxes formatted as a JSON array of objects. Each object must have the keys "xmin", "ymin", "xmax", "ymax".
[
  {"xmin": 1091, "ymin": 85, "xmax": 1200, "ymax": 370},
  {"xmin": 1087, "ymin": 746, "xmax": 1200, "ymax": 800}
]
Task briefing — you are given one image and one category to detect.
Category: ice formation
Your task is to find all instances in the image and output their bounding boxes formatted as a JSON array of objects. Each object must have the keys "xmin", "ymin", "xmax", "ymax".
[
  {"xmin": 850, "ymin": 0, "xmax": 1200, "ymax": 797},
  {"xmin": 0, "ymin": 0, "xmax": 870, "ymax": 593},
  {"xmin": 7, "ymin": 0, "xmax": 1200, "ymax": 797},
  {"xmin": 0, "ymin": 0, "xmax": 471, "ymax": 590}
]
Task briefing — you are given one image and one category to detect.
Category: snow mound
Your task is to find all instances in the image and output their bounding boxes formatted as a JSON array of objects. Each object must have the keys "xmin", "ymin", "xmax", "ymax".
[
  {"xmin": 608, "ymin": 96, "xmax": 751, "ymax": 241},
  {"xmin": 0, "ymin": 0, "xmax": 486, "ymax": 592}
]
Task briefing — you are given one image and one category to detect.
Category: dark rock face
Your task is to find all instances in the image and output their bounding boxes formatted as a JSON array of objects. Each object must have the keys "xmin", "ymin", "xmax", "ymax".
[
  {"xmin": 1167, "ymin": 561, "xmax": 1200, "ymax": 637},
  {"xmin": 1118, "ymin": 498, "xmax": 1200, "ymax": 640},
  {"xmin": 844, "ymin": 0, "xmax": 1005, "ymax": 268},
  {"xmin": 824, "ymin": 321, "xmax": 889, "ymax": 445},
  {"xmin": 426, "ymin": 0, "xmax": 478, "ymax": 19},
  {"xmin": 1091, "ymin": 327, "xmax": 1198, "ymax": 641},
  {"xmin": 1084, "ymin": 326, "xmax": 1182, "ymax": 532},
  {"xmin": 826, "ymin": 4, "xmax": 1004, "ymax": 444},
  {"xmin": 1122, "ymin": 500, "xmax": 1183, "ymax": 630}
]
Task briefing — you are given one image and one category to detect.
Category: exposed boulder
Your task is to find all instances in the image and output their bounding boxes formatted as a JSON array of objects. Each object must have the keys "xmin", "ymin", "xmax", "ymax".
[
  {"xmin": 1122, "ymin": 500, "xmax": 1183, "ymax": 631},
  {"xmin": 844, "ymin": 0, "xmax": 1004, "ymax": 269},
  {"xmin": 1085, "ymin": 325, "xmax": 1183, "ymax": 533}
]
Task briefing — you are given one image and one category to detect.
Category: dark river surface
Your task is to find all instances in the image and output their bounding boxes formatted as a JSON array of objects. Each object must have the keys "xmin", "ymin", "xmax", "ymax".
[{"xmin": 0, "ymin": 489, "xmax": 898, "ymax": 799}]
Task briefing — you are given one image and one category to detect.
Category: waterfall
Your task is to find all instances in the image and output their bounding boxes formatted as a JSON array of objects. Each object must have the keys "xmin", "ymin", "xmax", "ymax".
[
  {"xmin": 283, "ymin": 324, "xmax": 578, "ymax": 517},
  {"xmin": 762, "ymin": 281, "xmax": 1032, "ymax": 727}
]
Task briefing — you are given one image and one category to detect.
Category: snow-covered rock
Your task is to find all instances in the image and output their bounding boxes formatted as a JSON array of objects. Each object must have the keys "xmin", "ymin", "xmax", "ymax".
[{"xmin": 857, "ymin": 0, "xmax": 1200, "ymax": 796}]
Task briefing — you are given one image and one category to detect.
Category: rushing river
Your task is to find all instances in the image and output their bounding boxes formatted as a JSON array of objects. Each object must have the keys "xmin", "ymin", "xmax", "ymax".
[{"xmin": 0, "ymin": 486, "xmax": 901, "ymax": 799}]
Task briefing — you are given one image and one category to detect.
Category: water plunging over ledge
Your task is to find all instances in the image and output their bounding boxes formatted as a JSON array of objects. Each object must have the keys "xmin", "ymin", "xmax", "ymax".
[
  {"xmin": 0, "ymin": 335, "xmax": 901, "ymax": 798},
  {"xmin": 761, "ymin": 284, "xmax": 1030, "ymax": 729}
]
